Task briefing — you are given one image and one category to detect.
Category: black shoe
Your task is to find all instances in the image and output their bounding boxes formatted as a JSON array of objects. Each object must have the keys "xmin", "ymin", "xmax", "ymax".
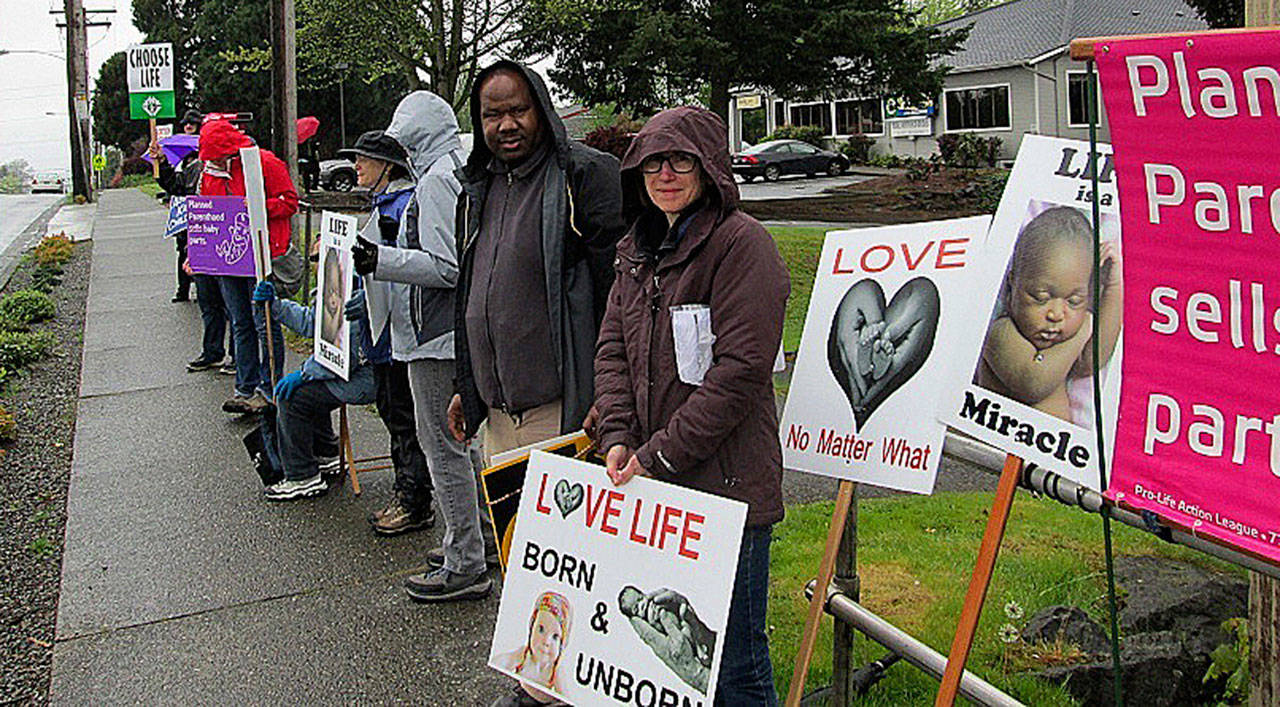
[
  {"xmin": 404, "ymin": 568, "xmax": 491, "ymax": 603},
  {"xmin": 187, "ymin": 355, "xmax": 221, "ymax": 372},
  {"xmin": 425, "ymin": 543, "xmax": 500, "ymax": 569},
  {"xmin": 490, "ymin": 683, "xmax": 568, "ymax": 707},
  {"xmin": 172, "ymin": 294, "xmax": 190, "ymax": 303}
]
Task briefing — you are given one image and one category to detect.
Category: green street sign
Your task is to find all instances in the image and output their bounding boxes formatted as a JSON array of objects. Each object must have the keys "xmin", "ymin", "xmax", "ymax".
[
  {"xmin": 92, "ymin": 154, "xmax": 106, "ymax": 172},
  {"xmin": 129, "ymin": 91, "xmax": 176, "ymax": 120},
  {"xmin": 127, "ymin": 43, "xmax": 176, "ymax": 121}
]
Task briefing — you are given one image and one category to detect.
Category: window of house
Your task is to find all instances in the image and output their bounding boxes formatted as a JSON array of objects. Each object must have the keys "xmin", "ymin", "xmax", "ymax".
[
  {"xmin": 944, "ymin": 85, "xmax": 1011, "ymax": 131},
  {"xmin": 789, "ymin": 103, "xmax": 832, "ymax": 134},
  {"xmin": 835, "ymin": 98, "xmax": 884, "ymax": 135},
  {"xmin": 1067, "ymin": 72, "xmax": 1099, "ymax": 127}
]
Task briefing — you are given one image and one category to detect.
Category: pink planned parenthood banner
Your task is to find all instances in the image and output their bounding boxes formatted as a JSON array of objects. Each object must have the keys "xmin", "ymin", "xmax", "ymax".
[
  {"xmin": 185, "ymin": 195, "xmax": 257, "ymax": 277},
  {"xmin": 1096, "ymin": 30, "xmax": 1280, "ymax": 564}
]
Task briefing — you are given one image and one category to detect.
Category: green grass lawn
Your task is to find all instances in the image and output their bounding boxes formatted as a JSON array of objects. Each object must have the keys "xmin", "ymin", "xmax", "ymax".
[
  {"xmin": 767, "ymin": 492, "xmax": 1241, "ymax": 704},
  {"xmin": 768, "ymin": 226, "xmax": 827, "ymax": 353}
]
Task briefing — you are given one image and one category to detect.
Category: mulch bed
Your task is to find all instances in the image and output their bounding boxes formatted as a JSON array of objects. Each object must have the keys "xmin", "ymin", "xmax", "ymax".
[
  {"xmin": 0, "ymin": 243, "xmax": 91, "ymax": 706},
  {"xmin": 740, "ymin": 167, "xmax": 1008, "ymax": 224}
]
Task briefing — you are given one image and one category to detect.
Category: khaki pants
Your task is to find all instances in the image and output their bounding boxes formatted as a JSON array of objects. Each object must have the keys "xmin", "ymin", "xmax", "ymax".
[{"xmin": 483, "ymin": 399, "xmax": 562, "ymax": 466}]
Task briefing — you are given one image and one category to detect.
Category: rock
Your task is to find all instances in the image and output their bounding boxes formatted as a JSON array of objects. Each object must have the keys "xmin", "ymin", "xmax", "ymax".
[
  {"xmin": 1021, "ymin": 605, "xmax": 1111, "ymax": 656},
  {"xmin": 1115, "ymin": 556, "xmax": 1247, "ymax": 634},
  {"xmin": 1028, "ymin": 557, "xmax": 1247, "ymax": 706}
]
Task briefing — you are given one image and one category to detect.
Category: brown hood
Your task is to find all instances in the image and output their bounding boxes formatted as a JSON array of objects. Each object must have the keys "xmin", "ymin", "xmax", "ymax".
[{"xmin": 620, "ymin": 106, "xmax": 739, "ymax": 212}]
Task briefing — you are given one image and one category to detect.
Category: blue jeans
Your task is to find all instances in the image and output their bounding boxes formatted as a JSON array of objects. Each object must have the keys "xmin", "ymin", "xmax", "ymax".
[
  {"xmin": 218, "ymin": 277, "xmax": 285, "ymax": 397},
  {"xmin": 218, "ymin": 276, "xmax": 260, "ymax": 397},
  {"xmin": 193, "ymin": 274, "xmax": 226, "ymax": 362},
  {"xmin": 715, "ymin": 525, "xmax": 777, "ymax": 706},
  {"xmin": 273, "ymin": 382, "xmax": 341, "ymax": 481}
]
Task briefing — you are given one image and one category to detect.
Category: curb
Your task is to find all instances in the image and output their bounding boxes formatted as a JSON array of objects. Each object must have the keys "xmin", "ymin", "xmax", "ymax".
[{"xmin": 0, "ymin": 199, "xmax": 73, "ymax": 291}]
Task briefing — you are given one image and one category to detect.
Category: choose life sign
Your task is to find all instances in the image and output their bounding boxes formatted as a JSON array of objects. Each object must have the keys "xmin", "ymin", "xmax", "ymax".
[
  {"xmin": 1095, "ymin": 30, "xmax": 1280, "ymax": 563},
  {"xmin": 127, "ymin": 43, "xmax": 175, "ymax": 120},
  {"xmin": 490, "ymin": 451, "xmax": 745, "ymax": 706}
]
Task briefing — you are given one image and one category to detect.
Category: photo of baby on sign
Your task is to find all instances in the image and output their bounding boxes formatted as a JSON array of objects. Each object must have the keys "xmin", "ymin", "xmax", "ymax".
[{"xmin": 941, "ymin": 135, "xmax": 1124, "ymax": 491}]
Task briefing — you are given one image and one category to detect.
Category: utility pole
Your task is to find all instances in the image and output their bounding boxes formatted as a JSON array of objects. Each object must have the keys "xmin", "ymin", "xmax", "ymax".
[
  {"xmin": 269, "ymin": 0, "xmax": 299, "ymax": 191},
  {"xmin": 1244, "ymin": 4, "xmax": 1280, "ymax": 703},
  {"xmin": 62, "ymin": 0, "xmax": 92, "ymax": 201}
]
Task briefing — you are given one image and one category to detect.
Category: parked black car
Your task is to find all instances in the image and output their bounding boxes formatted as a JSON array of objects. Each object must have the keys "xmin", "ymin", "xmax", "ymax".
[
  {"xmin": 731, "ymin": 139, "xmax": 849, "ymax": 182},
  {"xmin": 319, "ymin": 158, "xmax": 357, "ymax": 191}
]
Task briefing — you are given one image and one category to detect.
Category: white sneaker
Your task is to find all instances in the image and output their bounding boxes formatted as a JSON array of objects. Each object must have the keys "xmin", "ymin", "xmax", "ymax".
[{"xmin": 263, "ymin": 474, "xmax": 327, "ymax": 501}]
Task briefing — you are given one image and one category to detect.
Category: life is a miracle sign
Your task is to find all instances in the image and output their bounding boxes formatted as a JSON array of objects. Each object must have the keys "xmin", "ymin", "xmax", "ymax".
[
  {"xmin": 127, "ymin": 42, "xmax": 175, "ymax": 120},
  {"xmin": 489, "ymin": 451, "xmax": 745, "ymax": 706},
  {"xmin": 1095, "ymin": 30, "xmax": 1280, "ymax": 564}
]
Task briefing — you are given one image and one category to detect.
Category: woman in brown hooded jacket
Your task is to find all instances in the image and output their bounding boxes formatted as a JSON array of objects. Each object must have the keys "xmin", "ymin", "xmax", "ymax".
[{"xmin": 594, "ymin": 106, "xmax": 789, "ymax": 705}]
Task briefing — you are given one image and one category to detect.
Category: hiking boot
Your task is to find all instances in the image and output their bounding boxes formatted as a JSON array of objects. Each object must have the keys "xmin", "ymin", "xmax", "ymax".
[
  {"xmin": 222, "ymin": 395, "xmax": 253, "ymax": 414},
  {"xmin": 371, "ymin": 499, "xmax": 435, "ymax": 536},
  {"xmin": 490, "ymin": 683, "xmax": 568, "ymax": 707},
  {"xmin": 263, "ymin": 474, "xmax": 327, "ymax": 501},
  {"xmin": 243, "ymin": 392, "xmax": 271, "ymax": 414},
  {"xmin": 404, "ymin": 567, "xmax": 491, "ymax": 603},
  {"xmin": 187, "ymin": 355, "xmax": 221, "ymax": 372},
  {"xmin": 425, "ymin": 542, "xmax": 500, "ymax": 569}
]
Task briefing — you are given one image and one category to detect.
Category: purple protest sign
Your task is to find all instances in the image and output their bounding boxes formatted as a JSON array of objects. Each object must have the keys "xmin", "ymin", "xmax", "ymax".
[{"xmin": 185, "ymin": 196, "xmax": 257, "ymax": 277}]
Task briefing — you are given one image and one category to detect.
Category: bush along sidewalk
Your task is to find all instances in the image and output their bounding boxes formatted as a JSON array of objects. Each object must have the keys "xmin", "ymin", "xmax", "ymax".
[{"xmin": 0, "ymin": 231, "xmax": 91, "ymax": 703}]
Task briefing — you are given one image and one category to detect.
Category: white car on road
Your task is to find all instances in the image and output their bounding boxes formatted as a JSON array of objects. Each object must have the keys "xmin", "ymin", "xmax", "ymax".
[{"xmin": 30, "ymin": 173, "xmax": 66, "ymax": 194}]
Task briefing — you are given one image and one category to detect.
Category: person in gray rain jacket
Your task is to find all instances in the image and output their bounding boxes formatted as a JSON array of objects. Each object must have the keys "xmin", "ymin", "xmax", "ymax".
[{"xmin": 349, "ymin": 90, "xmax": 491, "ymax": 603}]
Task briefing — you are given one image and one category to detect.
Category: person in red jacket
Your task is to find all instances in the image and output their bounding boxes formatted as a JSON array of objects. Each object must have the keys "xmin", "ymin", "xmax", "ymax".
[{"xmin": 198, "ymin": 119, "xmax": 299, "ymax": 414}]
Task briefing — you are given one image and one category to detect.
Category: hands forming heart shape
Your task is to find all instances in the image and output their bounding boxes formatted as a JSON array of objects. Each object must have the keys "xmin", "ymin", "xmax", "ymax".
[{"xmin": 827, "ymin": 277, "xmax": 941, "ymax": 430}]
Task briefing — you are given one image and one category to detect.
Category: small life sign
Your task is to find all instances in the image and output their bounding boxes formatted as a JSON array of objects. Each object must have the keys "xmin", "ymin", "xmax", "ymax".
[{"xmin": 126, "ymin": 43, "xmax": 176, "ymax": 120}]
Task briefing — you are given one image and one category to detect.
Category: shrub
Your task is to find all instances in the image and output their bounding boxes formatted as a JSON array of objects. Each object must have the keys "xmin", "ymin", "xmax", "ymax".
[
  {"xmin": 903, "ymin": 155, "xmax": 943, "ymax": 182},
  {"xmin": 0, "ymin": 331, "xmax": 56, "ymax": 370},
  {"xmin": 30, "ymin": 266, "xmax": 62, "ymax": 293},
  {"xmin": 839, "ymin": 135, "xmax": 874, "ymax": 165},
  {"xmin": 583, "ymin": 124, "xmax": 636, "ymax": 161},
  {"xmin": 0, "ymin": 290, "xmax": 55, "ymax": 324},
  {"xmin": 762, "ymin": 124, "xmax": 827, "ymax": 148},
  {"xmin": 867, "ymin": 153, "xmax": 903, "ymax": 169},
  {"xmin": 0, "ymin": 405, "xmax": 15, "ymax": 443},
  {"xmin": 34, "ymin": 234, "xmax": 73, "ymax": 268},
  {"xmin": 942, "ymin": 133, "xmax": 1004, "ymax": 168},
  {"xmin": 964, "ymin": 170, "xmax": 1011, "ymax": 212}
]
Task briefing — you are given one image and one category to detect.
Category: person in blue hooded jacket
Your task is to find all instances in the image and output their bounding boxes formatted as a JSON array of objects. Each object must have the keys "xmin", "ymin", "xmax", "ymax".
[
  {"xmin": 339, "ymin": 130, "xmax": 437, "ymax": 536},
  {"xmin": 251, "ymin": 277, "xmax": 377, "ymax": 501}
]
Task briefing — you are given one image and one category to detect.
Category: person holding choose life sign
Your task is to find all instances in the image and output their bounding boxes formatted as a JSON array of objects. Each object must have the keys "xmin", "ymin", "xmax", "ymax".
[{"xmin": 593, "ymin": 106, "xmax": 790, "ymax": 706}]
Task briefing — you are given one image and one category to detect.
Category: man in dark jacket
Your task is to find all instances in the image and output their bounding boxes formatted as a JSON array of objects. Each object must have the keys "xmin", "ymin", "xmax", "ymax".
[{"xmin": 446, "ymin": 61, "xmax": 624, "ymax": 458}]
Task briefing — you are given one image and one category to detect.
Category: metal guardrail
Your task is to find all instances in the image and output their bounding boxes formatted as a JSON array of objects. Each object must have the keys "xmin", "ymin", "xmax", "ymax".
[
  {"xmin": 804, "ymin": 580, "xmax": 1024, "ymax": 707},
  {"xmin": 941, "ymin": 432, "xmax": 1280, "ymax": 582}
]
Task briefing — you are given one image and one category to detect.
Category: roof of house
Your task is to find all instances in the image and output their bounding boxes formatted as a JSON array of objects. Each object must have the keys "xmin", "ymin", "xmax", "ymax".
[{"xmin": 935, "ymin": 0, "xmax": 1208, "ymax": 72}]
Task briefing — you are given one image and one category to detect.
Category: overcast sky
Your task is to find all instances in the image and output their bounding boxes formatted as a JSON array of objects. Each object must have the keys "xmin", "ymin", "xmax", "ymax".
[{"xmin": 0, "ymin": 0, "xmax": 144, "ymax": 175}]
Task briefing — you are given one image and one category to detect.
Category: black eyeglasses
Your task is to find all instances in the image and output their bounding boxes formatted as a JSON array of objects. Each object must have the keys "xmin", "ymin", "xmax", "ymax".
[{"xmin": 640, "ymin": 152, "xmax": 698, "ymax": 174}]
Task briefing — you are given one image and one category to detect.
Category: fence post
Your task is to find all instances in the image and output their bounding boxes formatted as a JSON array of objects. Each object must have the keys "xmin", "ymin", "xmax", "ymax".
[{"xmin": 831, "ymin": 483, "xmax": 859, "ymax": 704}]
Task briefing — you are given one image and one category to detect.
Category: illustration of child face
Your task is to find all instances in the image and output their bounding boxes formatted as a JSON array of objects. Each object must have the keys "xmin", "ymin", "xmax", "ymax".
[
  {"xmin": 1009, "ymin": 244, "xmax": 1091, "ymax": 350},
  {"xmin": 529, "ymin": 608, "xmax": 564, "ymax": 666}
]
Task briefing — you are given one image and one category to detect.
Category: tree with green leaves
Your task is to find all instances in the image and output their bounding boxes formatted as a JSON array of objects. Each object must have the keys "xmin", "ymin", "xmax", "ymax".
[
  {"xmin": 1183, "ymin": 0, "xmax": 1242, "ymax": 27},
  {"xmin": 91, "ymin": 52, "xmax": 143, "ymax": 152},
  {"xmin": 520, "ymin": 0, "xmax": 968, "ymax": 123},
  {"xmin": 297, "ymin": 0, "xmax": 530, "ymax": 111}
]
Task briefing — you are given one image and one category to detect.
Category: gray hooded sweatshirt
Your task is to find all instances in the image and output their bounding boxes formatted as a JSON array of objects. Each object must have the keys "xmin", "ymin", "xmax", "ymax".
[{"xmin": 372, "ymin": 90, "xmax": 466, "ymax": 361}]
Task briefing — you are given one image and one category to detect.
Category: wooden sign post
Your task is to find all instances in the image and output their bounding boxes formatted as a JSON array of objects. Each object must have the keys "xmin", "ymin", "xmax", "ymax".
[
  {"xmin": 786, "ymin": 479, "xmax": 857, "ymax": 707},
  {"xmin": 935, "ymin": 454, "xmax": 1024, "ymax": 706}
]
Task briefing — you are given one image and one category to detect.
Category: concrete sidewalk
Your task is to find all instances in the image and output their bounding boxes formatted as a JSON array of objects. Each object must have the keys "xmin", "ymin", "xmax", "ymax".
[{"xmin": 51, "ymin": 190, "xmax": 505, "ymax": 705}]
